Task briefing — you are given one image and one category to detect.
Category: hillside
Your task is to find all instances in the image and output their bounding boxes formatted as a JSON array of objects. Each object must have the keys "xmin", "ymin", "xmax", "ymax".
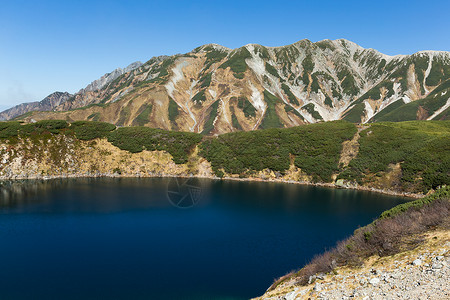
[
  {"xmin": 0, "ymin": 120, "xmax": 448, "ymax": 195},
  {"xmin": 257, "ymin": 187, "xmax": 450, "ymax": 300},
  {"xmin": 1, "ymin": 39, "xmax": 449, "ymax": 134}
]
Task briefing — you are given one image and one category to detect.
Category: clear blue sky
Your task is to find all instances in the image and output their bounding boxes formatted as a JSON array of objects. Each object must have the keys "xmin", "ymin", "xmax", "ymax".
[{"xmin": 1, "ymin": 0, "xmax": 449, "ymax": 110}]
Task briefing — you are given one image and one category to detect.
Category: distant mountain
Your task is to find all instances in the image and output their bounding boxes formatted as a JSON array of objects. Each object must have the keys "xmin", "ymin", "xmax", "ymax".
[
  {"xmin": 0, "ymin": 92, "xmax": 72, "ymax": 121},
  {"xmin": 0, "ymin": 61, "xmax": 143, "ymax": 121},
  {"xmin": 2, "ymin": 39, "xmax": 449, "ymax": 133}
]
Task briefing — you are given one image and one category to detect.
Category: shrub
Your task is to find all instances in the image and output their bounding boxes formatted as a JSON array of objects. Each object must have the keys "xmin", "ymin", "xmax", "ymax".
[
  {"xmin": 199, "ymin": 121, "xmax": 357, "ymax": 181},
  {"xmin": 276, "ymin": 187, "xmax": 450, "ymax": 289},
  {"xmin": 107, "ymin": 127, "xmax": 203, "ymax": 164},
  {"xmin": 70, "ymin": 121, "xmax": 116, "ymax": 140}
]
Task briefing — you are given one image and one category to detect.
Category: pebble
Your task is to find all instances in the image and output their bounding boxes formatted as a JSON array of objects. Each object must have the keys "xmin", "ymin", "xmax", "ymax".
[
  {"xmin": 413, "ymin": 259, "xmax": 422, "ymax": 266},
  {"xmin": 369, "ymin": 277, "xmax": 380, "ymax": 286},
  {"xmin": 262, "ymin": 240, "xmax": 450, "ymax": 300}
]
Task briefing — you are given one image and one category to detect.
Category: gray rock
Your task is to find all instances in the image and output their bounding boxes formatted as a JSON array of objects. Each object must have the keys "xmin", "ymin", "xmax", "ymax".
[
  {"xmin": 432, "ymin": 262, "xmax": 443, "ymax": 269},
  {"xmin": 413, "ymin": 259, "xmax": 422, "ymax": 266},
  {"xmin": 369, "ymin": 277, "xmax": 380, "ymax": 286}
]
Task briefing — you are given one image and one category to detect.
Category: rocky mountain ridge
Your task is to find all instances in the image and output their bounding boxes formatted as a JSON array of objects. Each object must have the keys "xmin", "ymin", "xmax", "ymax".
[
  {"xmin": 0, "ymin": 92, "xmax": 72, "ymax": 121},
  {"xmin": 2, "ymin": 39, "xmax": 449, "ymax": 133},
  {"xmin": 0, "ymin": 61, "xmax": 143, "ymax": 121}
]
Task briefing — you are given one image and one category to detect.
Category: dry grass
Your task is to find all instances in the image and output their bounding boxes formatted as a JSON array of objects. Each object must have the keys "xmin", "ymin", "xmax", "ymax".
[{"xmin": 268, "ymin": 188, "xmax": 450, "ymax": 290}]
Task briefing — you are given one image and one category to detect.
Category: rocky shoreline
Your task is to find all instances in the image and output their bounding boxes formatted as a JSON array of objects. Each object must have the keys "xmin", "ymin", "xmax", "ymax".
[
  {"xmin": 256, "ymin": 229, "xmax": 450, "ymax": 300},
  {"xmin": 0, "ymin": 172, "xmax": 423, "ymax": 199}
]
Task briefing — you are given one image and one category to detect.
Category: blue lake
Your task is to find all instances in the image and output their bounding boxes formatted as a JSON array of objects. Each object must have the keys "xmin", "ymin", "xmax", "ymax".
[{"xmin": 0, "ymin": 178, "xmax": 408, "ymax": 299}]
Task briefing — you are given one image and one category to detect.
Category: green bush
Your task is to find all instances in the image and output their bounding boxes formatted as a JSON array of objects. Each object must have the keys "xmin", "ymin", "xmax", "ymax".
[
  {"xmin": 192, "ymin": 90, "xmax": 206, "ymax": 104},
  {"xmin": 134, "ymin": 104, "xmax": 153, "ymax": 126},
  {"xmin": 219, "ymin": 47, "xmax": 251, "ymax": 79},
  {"xmin": 200, "ymin": 121, "xmax": 357, "ymax": 181},
  {"xmin": 107, "ymin": 127, "xmax": 203, "ymax": 164},
  {"xmin": 234, "ymin": 96, "xmax": 256, "ymax": 118},
  {"xmin": 281, "ymin": 84, "xmax": 299, "ymax": 106},
  {"xmin": 259, "ymin": 90, "xmax": 283, "ymax": 129},
  {"xmin": 202, "ymin": 100, "xmax": 220, "ymax": 134},
  {"xmin": 338, "ymin": 121, "xmax": 450, "ymax": 192},
  {"xmin": 379, "ymin": 186, "xmax": 450, "ymax": 219},
  {"xmin": 302, "ymin": 103, "xmax": 323, "ymax": 120},
  {"xmin": 0, "ymin": 121, "xmax": 22, "ymax": 138},
  {"xmin": 168, "ymin": 98, "xmax": 180, "ymax": 123},
  {"xmin": 70, "ymin": 121, "xmax": 116, "ymax": 140}
]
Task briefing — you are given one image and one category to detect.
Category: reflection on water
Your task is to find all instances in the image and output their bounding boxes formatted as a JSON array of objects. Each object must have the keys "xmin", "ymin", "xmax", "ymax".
[{"xmin": 0, "ymin": 177, "xmax": 409, "ymax": 300}]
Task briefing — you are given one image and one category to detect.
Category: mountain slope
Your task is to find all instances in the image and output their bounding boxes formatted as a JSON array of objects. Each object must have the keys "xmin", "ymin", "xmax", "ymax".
[
  {"xmin": 0, "ymin": 61, "xmax": 143, "ymax": 121},
  {"xmin": 3, "ymin": 39, "xmax": 449, "ymax": 133},
  {"xmin": 0, "ymin": 92, "xmax": 72, "ymax": 121}
]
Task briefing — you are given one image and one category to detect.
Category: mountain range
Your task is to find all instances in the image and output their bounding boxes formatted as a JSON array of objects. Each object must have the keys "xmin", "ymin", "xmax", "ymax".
[{"xmin": 1, "ymin": 39, "xmax": 449, "ymax": 134}]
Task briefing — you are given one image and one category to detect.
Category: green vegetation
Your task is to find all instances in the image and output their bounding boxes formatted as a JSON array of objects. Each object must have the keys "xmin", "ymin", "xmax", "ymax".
[
  {"xmin": 259, "ymin": 91, "xmax": 283, "ymax": 129},
  {"xmin": 338, "ymin": 121, "xmax": 450, "ymax": 192},
  {"xmin": 265, "ymin": 63, "xmax": 280, "ymax": 79},
  {"xmin": 219, "ymin": 47, "xmax": 251, "ymax": 79},
  {"xmin": 203, "ymin": 47, "xmax": 228, "ymax": 66},
  {"xmin": 254, "ymin": 45, "xmax": 270, "ymax": 60},
  {"xmin": 426, "ymin": 58, "xmax": 449, "ymax": 86},
  {"xmin": 338, "ymin": 69, "xmax": 359, "ymax": 96},
  {"xmin": 359, "ymin": 81, "xmax": 395, "ymax": 101},
  {"xmin": 368, "ymin": 99, "xmax": 404, "ymax": 122},
  {"xmin": 413, "ymin": 55, "xmax": 429, "ymax": 94},
  {"xmin": 284, "ymin": 105, "xmax": 305, "ymax": 120},
  {"xmin": 0, "ymin": 121, "xmax": 22, "ymax": 138},
  {"xmin": 302, "ymin": 54, "xmax": 314, "ymax": 73},
  {"xmin": 117, "ymin": 102, "xmax": 132, "ymax": 126},
  {"xmin": 200, "ymin": 121, "xmax": 356, "ymax": 181},
  {"xmin": 0, "ymin": 120, "xmax": 70, "ymax": 138},
  {"xmin": 0, "ymin": 120, "xmax": 115, "ymax": 141},
  {"xmin": 315, "ymin": 40, "xmax": 336, "ymax": 51},
  {"xmin": 168, "ymin": 98, "xmax": 180, "ymax": 123},
  {"xmin": 310, "ymin": 75, "xmax": 321, "ymax": 93},
  {"xmin": 192, "ymin": 90, "xmax": 207, "ymax": 104},
  {"xmin": 281, "ymin": 84, "xmax": 299, "ymax": 105},
  {"xmin": 134, "ymin": 104, "xmax": 153, "ymax": 126},
  {"xmin": 230, "ymin": 107, "xmax": 243, "ymax": 130},
  {"xmin": 374, "ymin": 80, "xmax": 450, "ymax": 122},
  {"xmin": 199, "ymin": 72, "xmax": 212, "ymax": 88},
  {"xmin": 1, "ymin": 117, "xmax": 447, "ymax": 195},
  {"xmin": 70, "ymin": 121, "xmax": 116, "ymax": 140},
  {"xmin": 380, "ymin": 186, "xmax": 450, "ymax": 220},
  {"xmin": 280, "ymin": 186, "xmax": 450, "ymax": 287},
  {"xmin": 302, "ymin": 103, "xmax": 323, "ymax": 120},
  {"xmin": 107, "ymin": 127, "xmax": 202, "ymax": 164},
  {"xmin": 87, "ymin": 112, "xmax": 101, "ymax": 122},
  {"xmin": 233, "ymin": 96, "xmax": 256, "ymax": 118},
  {"xmin": 201, "ymin": 100, "xmax": 220, "ymax": 135},
  {"xmin": 274, "ymin": 45, "xmax": 300, "ymax": 78},
  {"xmin": 324, "ymin": 95, "xmax": 333, "ymax": 108},
  {"xmin": 343, "ymin": 102, "xmax": 365, "ymax": 123}
]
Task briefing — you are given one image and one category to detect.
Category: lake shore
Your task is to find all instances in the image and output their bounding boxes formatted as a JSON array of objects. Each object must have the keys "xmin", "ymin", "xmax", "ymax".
[{"xmin": 0, "ymin": 172, "xmax": 424, "ymax": 199}]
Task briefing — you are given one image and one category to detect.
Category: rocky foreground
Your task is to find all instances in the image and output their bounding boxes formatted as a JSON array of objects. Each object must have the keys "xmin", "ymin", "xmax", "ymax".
[{"xmin": 257, "ymin": 230, "xmax": 449, "ymax": 300}]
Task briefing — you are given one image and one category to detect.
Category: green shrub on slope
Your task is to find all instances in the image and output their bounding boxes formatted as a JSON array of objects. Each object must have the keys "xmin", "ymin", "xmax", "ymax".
[{"xmin": 107, "ymin": 127, "xmax": 202, "ymax": 164}]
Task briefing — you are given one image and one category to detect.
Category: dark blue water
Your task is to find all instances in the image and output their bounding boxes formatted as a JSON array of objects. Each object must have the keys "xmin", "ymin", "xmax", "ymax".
[{"xmin": 0, "ymin": 178, "xmax": 408, "ymax": 299}]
